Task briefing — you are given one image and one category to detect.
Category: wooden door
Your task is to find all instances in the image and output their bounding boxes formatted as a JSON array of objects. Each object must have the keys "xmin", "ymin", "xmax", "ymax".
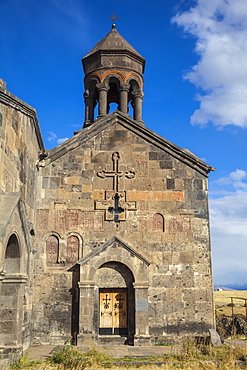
[{"xmin": 99, "ymin": 289, "xmax": 127, "ymax": 335}]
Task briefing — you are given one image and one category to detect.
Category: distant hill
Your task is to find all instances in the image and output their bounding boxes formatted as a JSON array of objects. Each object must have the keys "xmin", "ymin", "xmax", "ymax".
[{"xmin": 214, "ymin": 284, "xmax": 247, "ymax": 291}]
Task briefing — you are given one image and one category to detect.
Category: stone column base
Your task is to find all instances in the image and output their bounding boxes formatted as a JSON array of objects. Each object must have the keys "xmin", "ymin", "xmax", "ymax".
[
  {"xmin": 98, "ymin": 335, "xmax": 127, "ymax": 346},
  {"xmin": 76, "ymin": 334, "xmax": 96, "ymax": 346},
  {"xmin": 0, "ymin": 345, "xmax": 23, "ymax": 369},
  {"xmin": 134, "ymin": 335, "xmax": 151, "ymax": 346}
]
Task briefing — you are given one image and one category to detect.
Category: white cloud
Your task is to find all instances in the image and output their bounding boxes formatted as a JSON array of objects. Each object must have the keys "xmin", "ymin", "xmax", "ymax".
[
  {"xmin": 230, "ymin": 169, "xmax": 246, "ymax": 181},
  {"xmin": 210, "ymin": 194, "xmax": 247, "ymax": 284},
  {"xmin": 212, "ymin": 169, "xmax": 247, "ymax": 192},
  {"xmin": 172, "ymin": 0, "xmax": 247, "ymax": 128},
  {"xmin": 57, "ymin": 138, "xmax": 69, "ymax": 145},
  {"xmin": 209, "ymin": 169, "xmax": 247, "ymax": 284},
  {"xmin": 47, "ymin": 131, "xmax": 57, "ymax": 142},
  {"xmin": 47, "ymin": 132, "xmax": 69, "ymax": 145}
]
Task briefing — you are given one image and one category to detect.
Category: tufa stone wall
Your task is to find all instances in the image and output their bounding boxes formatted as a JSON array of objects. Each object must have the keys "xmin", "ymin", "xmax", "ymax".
[
  {"xmin": 0, "ymin": 83, "xmax": 43, "ymax": 367},
  {"xmin": 32, "ymin": 117, "xmax": 214, "ymax": 344}
]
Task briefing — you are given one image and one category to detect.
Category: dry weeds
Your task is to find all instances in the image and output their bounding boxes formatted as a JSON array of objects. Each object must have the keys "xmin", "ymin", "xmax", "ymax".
[
  {"xmin": 215, "ymin": 290, "xmax": 247, "ymax": 316},
  {"xmin": 9, "ymin": 341, "xmax": 247, "ymax": 370}
]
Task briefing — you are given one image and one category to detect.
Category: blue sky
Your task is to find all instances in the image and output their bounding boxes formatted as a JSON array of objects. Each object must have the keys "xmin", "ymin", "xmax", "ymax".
[{"xmin": 1, "ymin": 0, "xmax": 247, "ymax": 285}]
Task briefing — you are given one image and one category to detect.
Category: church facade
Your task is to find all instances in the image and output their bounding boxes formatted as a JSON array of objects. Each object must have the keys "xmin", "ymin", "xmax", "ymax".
[{"xmin": 0, "ymin": 25, "xmax": 215, "ymax": 365}]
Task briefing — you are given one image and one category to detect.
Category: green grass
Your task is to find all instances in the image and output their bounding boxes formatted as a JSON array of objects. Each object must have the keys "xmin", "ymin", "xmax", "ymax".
[
  {"xmin": 155, "ymin": 342, "xmax": 171, "ymax": 346},
  {"xmin": 9, "ymin": 352, "xmax": 41, "ymax": 369}
]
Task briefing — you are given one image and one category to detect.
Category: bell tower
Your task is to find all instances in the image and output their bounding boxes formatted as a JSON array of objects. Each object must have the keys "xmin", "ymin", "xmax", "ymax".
[{"xmin": 82, "ymin": 24, "xmax": 145, "ymax": 127}]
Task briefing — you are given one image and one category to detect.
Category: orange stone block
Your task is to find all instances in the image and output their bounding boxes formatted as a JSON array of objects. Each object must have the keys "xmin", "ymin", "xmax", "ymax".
[
  {"xmin": 153, "ymin": 191, "xmax": 163, "ymax": 201},
  {"xmin": 67, "ymin": 177, "xmax": 79, "ymax": 184},
  {"xmin": 58, "ymin": 189, "xmax": 66, "ymax": 199},
  {"xmin": 162, "ymin": 192, "xmax": 171, "ymax": 201},
  {"xmin": 170, "ymin": 191, "xmax": 184, "ymax": 201},
  {"xmin": 92, "ymin": 190, "xmax": 105, "ymax": 200},
  {"xmin": 82, "ymin": 184, "xmax": 92, "ymax": 192},
  {"xmin": 82, "ymin": 156, "xmax": 91, "ymax": 163},
  {"xmin": 141, "ymin": 191, "xmax": 150, "ymax": 201}
]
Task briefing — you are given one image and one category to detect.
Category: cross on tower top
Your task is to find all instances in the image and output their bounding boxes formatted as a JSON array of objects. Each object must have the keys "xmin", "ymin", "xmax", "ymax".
[{"xmin": 107, "ymin": 12, "xmax": 120, "ymax": 27}]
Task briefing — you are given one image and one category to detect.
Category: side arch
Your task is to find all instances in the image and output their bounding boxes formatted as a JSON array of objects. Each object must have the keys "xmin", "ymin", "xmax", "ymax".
[
  {"xmin": 2, "ymin": 229, "xmax": 27, "ymax": 276},
  {"xmin": 0, "ymin": 232, "xmax": 27, "ymax": 349},
  {"xmin": 3, "ymin": 233, "xmax": 21, "ymax": 274}
]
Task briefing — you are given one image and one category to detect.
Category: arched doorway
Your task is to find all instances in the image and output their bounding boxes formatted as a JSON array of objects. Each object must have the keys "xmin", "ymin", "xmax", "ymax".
[
  {"xmin": 94, "ymin": 262, "xmax": 135, "ymax": 345},
  {"xmin": 4, "ymin": 234, "xmax": 21, "ymax": 273},
  {"xmin": 1, "ymin": 234, "xmax": 24, "ymax": 348}
]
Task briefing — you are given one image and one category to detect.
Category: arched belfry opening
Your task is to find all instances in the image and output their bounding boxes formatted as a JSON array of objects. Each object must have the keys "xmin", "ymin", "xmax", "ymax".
[
  {"xmin": 107, "ymin": 76, "xmax": 121, "ymax": 112},
  {"xmin": 82, "ymin": 24, "xmax": 145, "ymax": 127}
]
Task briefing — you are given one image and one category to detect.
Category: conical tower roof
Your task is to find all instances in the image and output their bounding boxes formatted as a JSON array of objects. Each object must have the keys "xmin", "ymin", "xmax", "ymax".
[
  {"xmin": 84, "ymin": 24, "xmax": 145, "ymax": 61},
  {"xmin": 82, "ymin": 25, "xmax": 145, "ymax": 75}
]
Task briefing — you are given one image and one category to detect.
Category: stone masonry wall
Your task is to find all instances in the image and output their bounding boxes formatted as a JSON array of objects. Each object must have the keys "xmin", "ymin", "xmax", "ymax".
[
  {"xmin": 0, "ymin": 84, "xmax": 42, "ymax": 218},
  {"xmin": 0, "ymin": 83, "xmax": 43, "ymax": 356},
  {"xmin": 33, "ymin": 120, "xmax": 214, "ymax": 343}
]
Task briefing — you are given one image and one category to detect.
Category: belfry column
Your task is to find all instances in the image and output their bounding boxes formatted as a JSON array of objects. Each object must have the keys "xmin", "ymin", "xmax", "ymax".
[
  {"xmin": 96, "ymin": 83, "xmax": 109, "ymax": 117},
  {"xmin": 84, "ymin": 92, "xmax": 95, "ymax": 125},
  {"xmin": 133, "ymin": 90, "xmax": 144, "ymax": 123},
  {"xmin": 119, "ymin": 83, "xmax": 130, "ymax": 114}
]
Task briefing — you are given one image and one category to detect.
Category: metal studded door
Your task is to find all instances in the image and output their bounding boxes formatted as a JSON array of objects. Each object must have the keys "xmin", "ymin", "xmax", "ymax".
[{"xmin": 99, "ymin": 289, "xmax": 127, "ymax": 335}]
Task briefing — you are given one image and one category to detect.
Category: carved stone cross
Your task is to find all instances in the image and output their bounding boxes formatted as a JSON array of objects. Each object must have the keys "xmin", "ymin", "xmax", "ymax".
[
  {"xmin": 98, "ymin": 152, "xmax": 122, "ymax": 193},
  {"xmin": 97, "ymin": 152, "xmax": 134, "ymax": 192},
  {"xmin": 95, "ymin": 152, "xmax": 136, "ymax": 222}
]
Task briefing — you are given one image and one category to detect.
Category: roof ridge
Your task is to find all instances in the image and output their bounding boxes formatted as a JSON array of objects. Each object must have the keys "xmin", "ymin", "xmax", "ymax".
[{"xmin": 40, "ymin": 110, "xmax": 213, "ymax": 176}]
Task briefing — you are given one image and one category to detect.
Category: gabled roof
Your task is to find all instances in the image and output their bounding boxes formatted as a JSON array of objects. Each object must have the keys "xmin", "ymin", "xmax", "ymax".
[
  {"xmin": 83, "ymin": 25, "xmax": 145, "ymax": 62},
  {"xmin": 40, "ymin": 110, "xmax": 214, "ymax": 177},
  {"xmin": 76, "ymin": 236, "xmax": 150, "ymax": 266},
  {"xmin": 0, "ymin": 194, "xmax": 20, "ymax": 237},
  {"xmin": 0, "ymin": 193, "xmax": 33, "ymax": 252}
]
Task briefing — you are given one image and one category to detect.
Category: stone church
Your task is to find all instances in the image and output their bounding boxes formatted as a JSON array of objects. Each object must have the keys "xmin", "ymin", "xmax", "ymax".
[{"xmin": 0, "ymin": 24, "xmax": 215, "ymax": 365}]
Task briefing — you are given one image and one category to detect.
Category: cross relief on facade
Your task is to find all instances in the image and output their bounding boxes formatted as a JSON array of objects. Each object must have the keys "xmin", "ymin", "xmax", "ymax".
[{"xmin": 95, "ymin": 152, "xmax": 137, "ymax": 222}]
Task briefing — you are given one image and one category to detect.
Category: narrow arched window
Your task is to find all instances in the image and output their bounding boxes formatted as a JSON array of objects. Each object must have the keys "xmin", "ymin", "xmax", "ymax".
[
  {"xmin": 4, "ymin": 234, "xmax": 20, "ymax": 273},
  {"xmin": 46, "ymin": 235, "xmax": 59, "ymax": 264},
  {"xmin": 67, "ymin": 236, "xmax": 79, "ymax": 263},
  {"xmin": 152, "ymin": 213, "xmax": 164, "ymax": 232}
]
